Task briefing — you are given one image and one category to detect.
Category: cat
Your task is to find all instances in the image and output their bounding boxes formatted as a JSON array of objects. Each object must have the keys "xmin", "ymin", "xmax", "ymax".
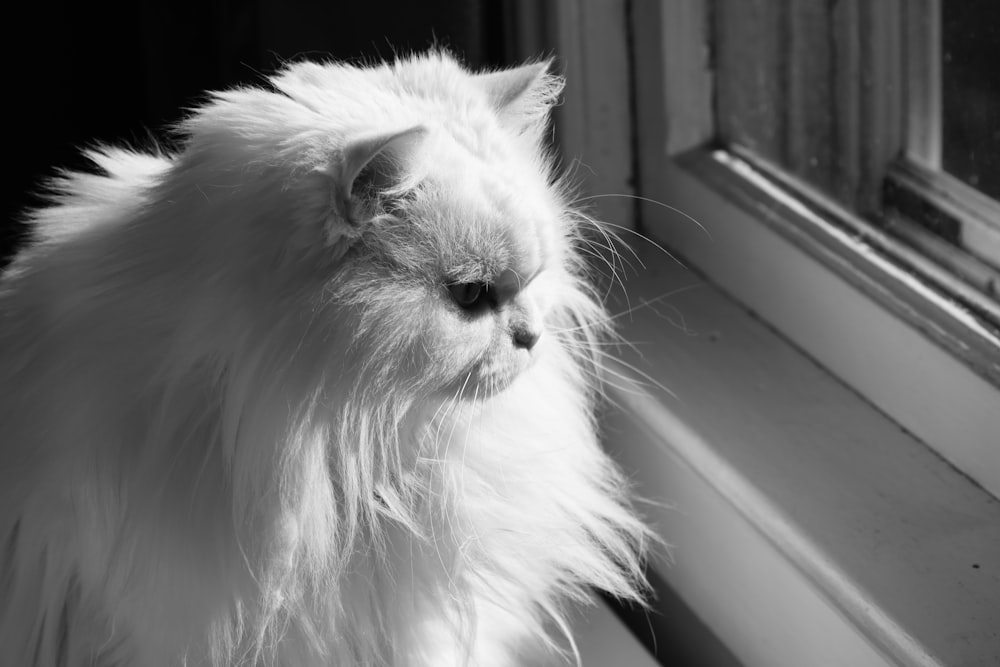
[{"xmin": 0, "ymin": 51, "xmax": 648, "ymax": 666}]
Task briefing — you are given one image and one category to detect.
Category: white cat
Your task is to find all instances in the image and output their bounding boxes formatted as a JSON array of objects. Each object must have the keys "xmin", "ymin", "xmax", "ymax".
[{"xmin": 0, "ymin": 52, "xmax": 648, "ymax": 666}]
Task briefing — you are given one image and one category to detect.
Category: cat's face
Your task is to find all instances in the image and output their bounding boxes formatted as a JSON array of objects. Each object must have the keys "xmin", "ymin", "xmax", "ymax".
[{"xmin": 337, "ymin": 154, "xmax": 572, "ymax": 401}]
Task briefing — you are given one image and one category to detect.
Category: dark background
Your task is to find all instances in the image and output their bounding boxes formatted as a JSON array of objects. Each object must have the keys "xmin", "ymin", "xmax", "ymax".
[{"xmin": 2, "ymin": 0, "xmax": 520, "ymax": 266}]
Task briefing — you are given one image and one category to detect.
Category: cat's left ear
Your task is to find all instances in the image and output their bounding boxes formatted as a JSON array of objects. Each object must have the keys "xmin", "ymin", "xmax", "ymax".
[
  {"xmin": 324, "ymin": 125, "xmax": 426, "ymax": 238},
  {"xmin": 476, "ymin": 60, "xmax": 564, "ymax": 132}
]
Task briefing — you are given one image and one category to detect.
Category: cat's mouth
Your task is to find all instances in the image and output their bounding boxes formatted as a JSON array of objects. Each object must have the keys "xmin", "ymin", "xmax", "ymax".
[
  {"xmin": 437, "ymin": 371, "xmax": 512, "ymax": 402},
  {"xmin": 463, "ymin": 347, "xmax": 538, "ymax": 399}
]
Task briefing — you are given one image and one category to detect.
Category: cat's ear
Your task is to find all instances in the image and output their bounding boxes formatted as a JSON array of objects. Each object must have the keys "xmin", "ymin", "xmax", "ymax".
[
  {"xmin": 476, "ymin": 60, "xmax": 564, "ymax": 132},
  {"xmin": 332, "ymin": 125, "xmax": 427, "ymax": 228}
]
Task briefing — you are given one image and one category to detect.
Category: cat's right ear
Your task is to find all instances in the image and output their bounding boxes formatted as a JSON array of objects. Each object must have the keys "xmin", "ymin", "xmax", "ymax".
[
  {"xmin": 322, "ymin": 125, "xmax": 426, "ymax": 241},
  {"xmin": 476, "ymin": 59, "xmax": 564, "ymax": 134}
]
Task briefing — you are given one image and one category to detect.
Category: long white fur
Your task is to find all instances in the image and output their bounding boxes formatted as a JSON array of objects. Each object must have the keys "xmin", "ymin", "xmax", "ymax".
[{"xmin": 0, "ymin": 52, "xmax": 647, "ymax": 666}]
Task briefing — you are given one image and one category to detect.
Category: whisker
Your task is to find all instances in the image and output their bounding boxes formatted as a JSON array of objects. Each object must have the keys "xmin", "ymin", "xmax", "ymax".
[
  {"xmin": 575, "ymin": 242, "xmax": 630, "ymax": 302},
  {"xmin": 547, "ymin": 284, "xmax": 704, "ymax": 337},
  {"xmin": 582, "ymin": 237, "xmax": 639, "ymax": 277},
  {"xmin": 588, "ymin": 217, "xmax": 687, "ymax": 270},
  {"xmin": 548, "ymin": 334, "xmax": 651, "ymax": 348},
  {"xmin": 574, "ymin": 193, "xmax": 714, "ymax": 241},
  {"xmin": 551, "ymin": 337, "xmax": 678, "ymax": 404},
  {"xmin": 571, "ymin": 209, "xmax": 643, "ymax": 309},
  {"xmin": 572, "ymin": 208, "xmax": 646, "ymax": 270},
  {"xmin": 592, "ymin": 349, "xmax": 679, "ymax": 400}
]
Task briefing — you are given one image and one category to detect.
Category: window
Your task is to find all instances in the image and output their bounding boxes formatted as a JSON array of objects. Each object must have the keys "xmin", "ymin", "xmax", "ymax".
[
  {"xmin": 885, "ymin": 0, "xmax": 1000, "ymax": 315},
  {"xmin": 710, "ymin": 0, "xmax": 1000, "ymax": 324},
  {"xmin": 529, "ymin": 1, "xmax": 1000, "ymax": 665},
  {"xmin": 628, "ymin": 0, "xmax": 1000, "ymax": 498}
]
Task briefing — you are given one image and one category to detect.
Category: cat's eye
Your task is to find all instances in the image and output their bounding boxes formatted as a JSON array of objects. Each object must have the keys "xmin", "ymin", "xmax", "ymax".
[{"xmin": 448, "ymin": 281, "xmax": 491, "ymax": 310}]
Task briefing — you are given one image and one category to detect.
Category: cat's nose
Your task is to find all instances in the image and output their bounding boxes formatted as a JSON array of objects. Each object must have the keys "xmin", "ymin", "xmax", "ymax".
[
  {"xmin": 512, "ymin": 325, "xmax": 540, "ymax": 350},
  {"xmin": 509, "ymin": 291, "xmax": 542, "ymax": 350}
]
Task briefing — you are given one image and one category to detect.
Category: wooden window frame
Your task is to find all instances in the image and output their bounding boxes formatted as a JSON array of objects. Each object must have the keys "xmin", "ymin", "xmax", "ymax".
[
  {"xmin": 631, "ymin": 0, "xmax": 1000, "ymax": 498},
  {"xmin": 886, "ymin": 0, "xmax": 1000, "ymax": 303}
]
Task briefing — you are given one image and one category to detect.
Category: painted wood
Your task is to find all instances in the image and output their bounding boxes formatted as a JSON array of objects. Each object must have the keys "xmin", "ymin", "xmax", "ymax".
[
  {"xmin": 888, "ymin": 159, "xmax": 1000, "ymax": 277},
  {"xmin": 629, "ymin": 0, "xmax": 672, "ymax": 207},
  {"xmin": 886, "ymin": 159, "xmax": 1000, "ymax": 295},
  {"xmin": 629, "ymin": 0, "xmax": 713, "ymax": 236},
  {"xmin": 605, "ymin": 411, "xmax": 899, "ymax": 667},
  {"xmin": 602, "ymin": 246, "xmax": 1000, "ymax": 666},
  {"xmin": 854, "ymin": 0, "xmax": 905, "ymax": 212},
  {"xmin": 728, "ymin": 146, "xmax": 1000, "ymax": 334},
  {"xmin": 714, "ymin": 0, "xmax": 785, "ymax": 165},
  {"xmin": 658, "ymin": 0, "xmax": 714, "ymax": 155},
  {"xmin": 641, "ymin": 149, "xmax": 1000, "ymax": 503},
  {"xmin": 551, "ymin": 0, "xmax": 635, "ymax": 229},
  {"xmin": 902, "ymin": 0, "xmax": 943, "ymax": 168},
  {"xmin": 606, "ymin": 567, "xmax": 744, "ymax": 666},
  {"xmin": 574, "ymin": 600, "xmax": 661, "ymax": 667}
]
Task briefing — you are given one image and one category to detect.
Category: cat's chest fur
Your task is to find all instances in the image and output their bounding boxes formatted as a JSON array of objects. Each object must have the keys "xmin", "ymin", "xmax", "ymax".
[{"xmin": 325, "ymin": 356, "xmax": 616, "ymax": 666}]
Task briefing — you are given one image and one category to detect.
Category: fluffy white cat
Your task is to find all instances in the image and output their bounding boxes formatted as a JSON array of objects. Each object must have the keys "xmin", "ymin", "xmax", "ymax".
[{"xmin": 0, "ymin": 52, "xmax": 648, "ymax": 666}]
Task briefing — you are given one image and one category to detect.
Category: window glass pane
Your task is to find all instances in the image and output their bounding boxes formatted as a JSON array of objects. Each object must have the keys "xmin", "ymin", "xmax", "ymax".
[
  {"xmin": 712, "ymin": 1, "xmax": 900, "ymax": 213},
  {"xmin": 942, "ymin": 1, "xmax": 1000, "ymax": 200},
  {"xmin": 714, "ymin": 1, "xmax": 840, "ymax": 196}
]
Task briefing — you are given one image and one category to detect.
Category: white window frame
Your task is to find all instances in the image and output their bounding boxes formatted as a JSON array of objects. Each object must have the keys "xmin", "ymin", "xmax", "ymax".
[
  {"xmin": 633, "ymin": 0, "xmax": 1000, "ymax": 497},
  {"xmin": 897, "ymin": 0, "xmax": 1000, "ymax": 273},
  {"xmin": 531, "ymin": 1, "xmax": 1000, "ymax": 665}
]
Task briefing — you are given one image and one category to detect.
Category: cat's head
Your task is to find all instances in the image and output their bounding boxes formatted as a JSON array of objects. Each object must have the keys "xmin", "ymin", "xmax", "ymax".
[{"xmin": 170, "ymin": 53, "xmax": 603, "ymax": 405}]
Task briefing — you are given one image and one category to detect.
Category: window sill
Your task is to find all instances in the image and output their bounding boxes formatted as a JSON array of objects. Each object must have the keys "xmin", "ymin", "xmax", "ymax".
[
  {"xmin": 638, "ymin": 148, "xmax": 1000, "ymax": 500},
  {"xmin": 574, "ymin": 598, "xmax": 660, "ymax": 667},
  {"xmin": 601, "ymin": 251, "xmax": 1000, "ymax": 666}
]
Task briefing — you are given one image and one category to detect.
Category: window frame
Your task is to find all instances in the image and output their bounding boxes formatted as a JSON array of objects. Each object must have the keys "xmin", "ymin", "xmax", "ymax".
[
  {"xmin": 887, "ymin": 0, "xmax": 1000, "ymax": 291},
  {"xmin": 629, "ymin": 0, "xmax": 1000, "ymax": 499}
]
